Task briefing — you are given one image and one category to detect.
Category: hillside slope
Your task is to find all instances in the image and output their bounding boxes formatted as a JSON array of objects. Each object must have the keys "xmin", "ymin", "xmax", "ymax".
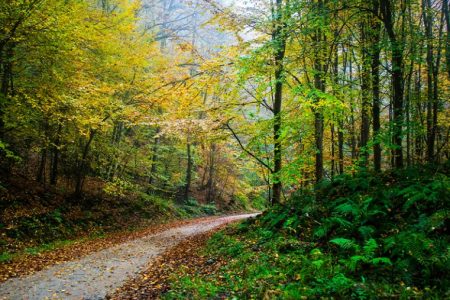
[{"xmin": 164, "ymin": 163, "xmax": 449, "ymax": 299}]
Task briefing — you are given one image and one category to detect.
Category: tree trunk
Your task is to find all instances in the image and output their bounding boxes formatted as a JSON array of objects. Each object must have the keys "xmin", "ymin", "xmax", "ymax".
[
  {"xmin": 432, "ymin": 7, "xmax": 445, "ymax": 162},
  {"xmin": 331, "ymin": 36, "xmax": 339, "ymax": 176},
  {"xmin": 331, "ymin": 124, "xmax": 335, "ymax": 177},
  {"xmin": 106, "ymin": 122, "xmax": 123, "ymax": 181},
  {"xmin": 443, "ymin": 0, "xmax": 450, "ymax": 78},
  {"xmin": 338, "ymin": 44, "xmax": 346, "ymax": 174},
  {"xmin": 423, "ymin": 0, "xmax": 436, "ymax": 162},
  {"xmin": 184, "ymin": 137, "xmax": 192, "ymax": 203},
  {"xmin": 50, "ymin": 124, "xmax": 62, "ymax": 185},
  {"xmin": 349, "ymin": 54, "xmax": 357, "ymax": 162},
  {"xmin": 75, "ymin": 130, "xmax": 96, "ymax": 197},
  {"xmin": 405, "ymin": 61, "xmax": 414, "ymax": 167},
  {"xmin": 314, "ymin": 95, "xmax": 324, "ymax": 181},
  {"xmin": 414, "ymin": 61, "xmax": 424, "ymax": 162},
  {"xmin": 338, "ymin": 127, "xmax": 344, "ymax": 174},
  {"xmin": 370, "ymin": 0, "xmax": 382, "ymax": 171},
  {"xmin": 313, "ymin": 0, "xmax": 326, "ymax": 182},
  {"xmin": 271, "ymin": 0, "xmax": 286, "ymax": 204},
  {"xmin": 0, "ymin": 45, "xmax": 14, "ymax": 140},
  {"xmin": 148, "ymin": 127, "xmax": 160, "ymax": 187},
  {"xmin": 371, "ymin": 53, "xmax": 382, "ymax": 170},
  {"xmin": 37, "ymin": 148, "xmax": 47, "ymax": 184},
  {"xmin": 206, "ymin": 143, "xmax": 216, "ymax": 203},
  {"xmin": 381, "ymin": 0, "xmax": 404, "ymax": 168},
  {"xmin": 360, "ymin": 21, "xmax": 371, "ymax": 166}
]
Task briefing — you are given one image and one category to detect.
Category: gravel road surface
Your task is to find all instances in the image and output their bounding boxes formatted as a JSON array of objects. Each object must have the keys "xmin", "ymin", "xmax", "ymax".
[{"xmin": 0, "ymin": 213, "xmax": 258, "ymax": 300}]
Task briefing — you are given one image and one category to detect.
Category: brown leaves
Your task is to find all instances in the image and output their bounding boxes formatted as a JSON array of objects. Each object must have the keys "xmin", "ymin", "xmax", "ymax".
[
  {"xmin": 109, "ymin": 226, "xmax": 227, "ymax": 300},
  {"xmin": 0, "ymin": 216, "xmax": 218, "ymax": 283}
]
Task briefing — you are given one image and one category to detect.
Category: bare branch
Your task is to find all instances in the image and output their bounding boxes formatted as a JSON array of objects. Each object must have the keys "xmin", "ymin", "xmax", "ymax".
[{"xmin": 225, "ymin": 121, "xmax": 274, "ymax": 172}]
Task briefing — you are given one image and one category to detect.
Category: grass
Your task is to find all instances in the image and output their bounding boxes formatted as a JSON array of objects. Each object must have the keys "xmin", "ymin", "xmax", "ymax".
[
  {"xmin": 0, "ymin": 236, "xmax": 98, "ymax": 263},
  {"xmin": 0, "ymin": 252, "xmax": 13, "ymax": 263},
  {"xmin": 24, "ymin": 239, "xmax": 75, "ymax": 255}
]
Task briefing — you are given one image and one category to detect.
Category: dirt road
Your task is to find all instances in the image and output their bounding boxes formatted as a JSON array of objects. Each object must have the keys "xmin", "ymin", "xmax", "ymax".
[{"xmin": 0, "ymin": 213, "xmax": 258, "ymax": 300}]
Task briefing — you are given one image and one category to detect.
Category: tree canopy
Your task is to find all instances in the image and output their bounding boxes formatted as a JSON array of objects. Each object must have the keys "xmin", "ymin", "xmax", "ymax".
[{"xmin": 0, "ymin": 0, "xmax": 448, "ymax": 206}]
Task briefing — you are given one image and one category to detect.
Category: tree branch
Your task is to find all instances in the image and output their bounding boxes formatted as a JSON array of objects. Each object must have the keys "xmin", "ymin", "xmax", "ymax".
[{"xmin": 225, "ymin": 121, "xmax": 274, "ymax": 172}]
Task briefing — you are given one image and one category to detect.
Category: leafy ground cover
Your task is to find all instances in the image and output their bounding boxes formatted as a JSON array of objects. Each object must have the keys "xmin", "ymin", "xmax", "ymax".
[{"xmin": 163, "ymin": 163, "xmax": 449, "ymax": 299}]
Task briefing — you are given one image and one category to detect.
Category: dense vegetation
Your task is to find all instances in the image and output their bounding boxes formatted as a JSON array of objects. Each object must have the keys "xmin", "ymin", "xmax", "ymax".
[
  {"xmin": 0, "ymin": 0, "xmax": 260, "ymax": 213},
  {"xmin": 165, "ymin": 163, "xmax": 449, "ymax": 299},
  {"xmin": 0, "ymin": 0, "xmax": 449, "ymax": 297}
]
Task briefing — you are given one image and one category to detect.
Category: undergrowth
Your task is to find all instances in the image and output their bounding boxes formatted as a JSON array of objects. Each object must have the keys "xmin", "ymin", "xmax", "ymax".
[
  {"xmin": 165, "ymin": 162, "xmax": 449, "ymax": 299},
  {"xmin": 0, "ymin": 188, "xmax": 220, "ymax": 257}
]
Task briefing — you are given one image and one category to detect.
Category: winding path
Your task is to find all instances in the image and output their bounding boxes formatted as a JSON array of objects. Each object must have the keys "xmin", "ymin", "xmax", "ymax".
[{"xmin": 0, "ymin": 213, "xmax": 258, "ymax": 300}]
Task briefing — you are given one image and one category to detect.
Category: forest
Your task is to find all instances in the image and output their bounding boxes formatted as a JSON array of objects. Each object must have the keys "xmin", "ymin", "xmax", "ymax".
[{"xmin": 0, "ymin": 0, "xmax": 449, "ymax": 299}]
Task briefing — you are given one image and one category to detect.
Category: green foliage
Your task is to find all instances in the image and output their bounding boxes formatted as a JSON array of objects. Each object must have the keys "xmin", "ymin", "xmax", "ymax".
[
  {"xmin": 180, "ymin": 197, "xmax": 219, "ymax": 216},
  {"xmin": 104, "ymin": 179, "xmax": 138, "ymax": 197},
  {"xmin": 0, "ymin": 140, "xmax": 20, "ymax": 162},
  {"xmin": 165, "ymin": 163, "xmax": 450, "ymax": 299},
  {"xmin": 0, "ymin": 252, "xmax": 13, "ymax": 263},
  {"xmin": 24, "ymin": 240, "xmax": 74, "ymax": 255},
  {"xmin": 330, "ymin": 238, "xmax": 358, "ymax": 250}
]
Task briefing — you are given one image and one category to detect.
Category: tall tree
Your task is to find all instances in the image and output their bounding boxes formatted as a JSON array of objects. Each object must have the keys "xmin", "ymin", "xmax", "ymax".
[
  {"xmin": 271, "ymin": 0, "xmax": 287, "ymax": 204},
  {"xmin": 379, "ymin": 0, "xmax": 405, "ymax": 168},
  {"xmin": 359, "ymin": 19, "xmax": 371, "ymax": 166},
  {"xmin": 370, "ymin": 0, "xmax": 382, "ymax": 171},
  {"xmin": 311, "ymin": 0, "xmax": 327, "ymax": 181}
]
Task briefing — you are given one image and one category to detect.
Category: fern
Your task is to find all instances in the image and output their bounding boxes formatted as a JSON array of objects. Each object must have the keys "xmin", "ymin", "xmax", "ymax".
[
  {"xmin": 268, "ymin": 210, "xmax": 289, "ymax": 229},
  {"xmin": 314, "ymin": 225, "xmax": 329, "ymax": 238},
  {"xmin": 363, "ymin": 239, "xmax": 378, "ymax": 258},
  {"xmin": 314, "ymin": 217, "xmax": 352, "ymax": 238},
  {"xmin": 371, "ymin": 257, "xmax": 392, "ymax": 266},
  {"xmin": 358, "ymin": 226, "xmax": 375, "ymax": 239},
  {"xmin": 334, "ymin": 201, "xmax": 358, "ymax": 216},
  {"xmin": 330, "ymin": 238, "xmax": 358, "ymax": 250},
  {"xmin": 402, "ymin": 189, "xmax": 427, "ymax": 211},
  {"xmin": 329, "ymin": 217, "xmax": 352, "ymax": 228},
  {"xmin": 348, "ymin": 255, "xmax": 365, "ymax": 271}
]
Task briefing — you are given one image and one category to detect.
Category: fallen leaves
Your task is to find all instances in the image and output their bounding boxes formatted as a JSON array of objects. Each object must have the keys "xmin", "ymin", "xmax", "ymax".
[
  {"xmin": 0, "ymin": 216, "xmax": 220, "ymax": 283},
  {"xmin": 108, "ymin": 226, "xmax": 228, "ymax": 300}
]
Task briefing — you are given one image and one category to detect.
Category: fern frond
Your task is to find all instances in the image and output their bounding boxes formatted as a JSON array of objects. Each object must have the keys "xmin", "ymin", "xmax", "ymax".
[
  {"xmin": 334, "ymin": 202, "xmax": 358, "ymax": 216},
  {"xmin": 358, "ymin": 226, "xmax": 375, "ymax": 239},
  {"xmin": 330, "ymin": 238, "xmax": 358, "ymax": 250},
  {"xmin": 363, "ymin": 238, "xmax": 378, "ymax": 257},
  {"xmin": 371, "ymin": 257, "xmax": 392, "ymax": 266},
  {"xmin": 349, "ymin": 255, "xmax": 365, "ymax": 271}
]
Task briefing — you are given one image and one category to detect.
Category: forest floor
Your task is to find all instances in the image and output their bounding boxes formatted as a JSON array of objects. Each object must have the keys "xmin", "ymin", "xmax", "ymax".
[{"xmin": 0, "ymin": 213, "xmax": 257, "ymax": 300}]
